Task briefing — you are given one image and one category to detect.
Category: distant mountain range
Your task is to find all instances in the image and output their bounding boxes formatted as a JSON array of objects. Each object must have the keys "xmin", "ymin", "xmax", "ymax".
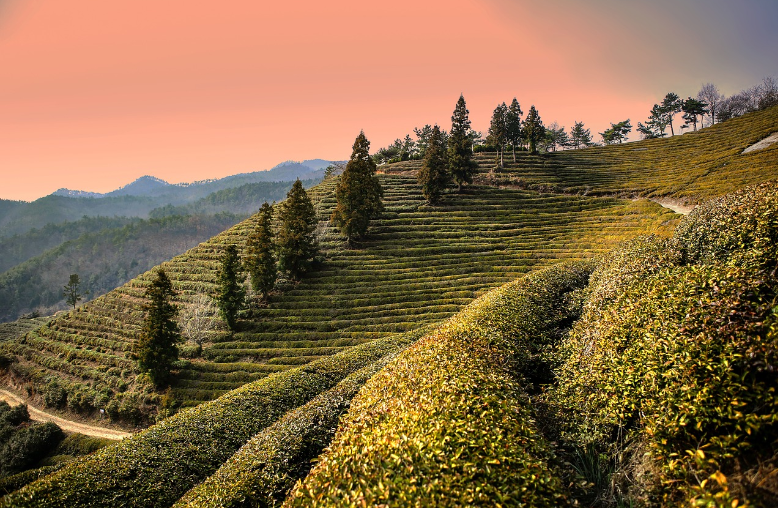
[
  {"xmin": 0, "ymin": 160, "xmax": 335, "ymax": 238},
  {"xmin": 0, "ymin": 159, "xmax": 333, "ymax": 322},
  {"xmin": 51, "ymin": 159, "xmax": 334, "ymax": 199}
]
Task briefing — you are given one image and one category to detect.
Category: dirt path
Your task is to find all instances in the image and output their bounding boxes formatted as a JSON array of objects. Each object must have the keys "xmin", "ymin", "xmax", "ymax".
[
  {"xmin": 0, "ymin": 389, "xmax": 131, "ymax": 440},
  {"xmin": 650, "ymin": 199, "xmax": 694, "ymax": 215}
]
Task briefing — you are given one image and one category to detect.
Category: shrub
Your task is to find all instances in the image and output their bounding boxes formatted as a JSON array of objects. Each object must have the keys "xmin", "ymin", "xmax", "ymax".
[
  {"xmin": 4, "ymin": 329, "xmax": 422, "ymax": 507},
  {"xmin": 285, "ymin": 262, "xmax": 593, "ymax": 506}
]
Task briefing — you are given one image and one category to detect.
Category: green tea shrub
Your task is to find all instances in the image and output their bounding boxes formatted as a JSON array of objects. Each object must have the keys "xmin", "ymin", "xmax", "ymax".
[
  {"xmin": 550, "ymin": 181, "xmax": 778, "ymax": 506},
  {"xmin": 285, "ymin": 262, "xmax": 593, "ymax": 507},
  {"xmin": 173, "ymin": 335, "xmax": 421, "ymax": 508},
  {"xmin": 2, "ymin": 330, "xmax": 419, "ymax": 507}
]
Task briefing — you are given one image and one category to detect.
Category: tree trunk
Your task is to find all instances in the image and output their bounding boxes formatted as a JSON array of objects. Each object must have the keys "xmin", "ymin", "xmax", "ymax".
[{"xmin": 512, "ymin": 144, "xmax": 516, "ymax": 162}]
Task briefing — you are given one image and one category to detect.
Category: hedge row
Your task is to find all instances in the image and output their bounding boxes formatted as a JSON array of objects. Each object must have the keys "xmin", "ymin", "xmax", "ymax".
[
  {"xmin": 1, "ymin": 329, "xmax": 422, "ymax": 508},
  {"xmin": 549, "ymin": 181, "xmax": 778, "ymax": 506},
  {"xmin": 284, "ymin": 262, "xmax": 594, "ymax": 506},
  {"xmin": 173, "ymin": 332, "xmax": 424, "ymax": 508}
]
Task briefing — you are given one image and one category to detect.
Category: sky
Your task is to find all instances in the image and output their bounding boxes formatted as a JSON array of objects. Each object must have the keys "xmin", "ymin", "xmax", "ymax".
[{"xmin": 1, "ymin": 0, "xmax": 776, "ymax": 201}]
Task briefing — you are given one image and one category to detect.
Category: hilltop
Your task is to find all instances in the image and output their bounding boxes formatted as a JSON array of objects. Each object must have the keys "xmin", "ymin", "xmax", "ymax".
[{"xmin": 0, "ymin": 106, "xmax": 776, "ymax": 506}]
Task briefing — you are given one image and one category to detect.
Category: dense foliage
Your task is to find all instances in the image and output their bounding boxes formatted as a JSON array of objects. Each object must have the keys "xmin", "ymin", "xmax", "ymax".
[
  {"xmin": 330, "ymin": 132, "xmax": 384, "ymax": 242},
  {"xmin": 277, "ymin": 180, "xmax": 318, "ymax": 279},
  {"xmin": 134, "ymin": 269, "xmax": 180, "ymax": 387},
  {"xmin": 546, "ymin": 181, "xmax": 778, "ymax": 506},
  {"xmin": 0, "ymin": 403, "xmax": 63, "ymax": 480},
  {"xmin": 215, "ymin": 245, "xmax": 246, "ymax": 331},
  {"xmin": 448, "ymin": 95, "xmax": 477, "ymax": 190},
  {"xmin": 2, "ymin": 330, "xmax": 418, "ymax": 507},
  {"xmin": 245, "ymin": 202, "xmax": 276, "ymax": 301},
  {"xmin": 0, "ymin": 213, "xmax": 241, "ymax": 323},
  {"xmin": 286, "ymin": 263, "xmax": 593, "ymax": 506},
  {"xmin": 417, "ymin": 125, "xmax": 450, "ymax": 204}
]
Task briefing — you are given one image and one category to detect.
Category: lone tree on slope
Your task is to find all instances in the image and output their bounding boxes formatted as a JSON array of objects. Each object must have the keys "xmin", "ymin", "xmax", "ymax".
[
  {"xmin": 63, "ymin": 273, "xmax": 82, "ymax": 310},
  {"xmin": 418, "ymin": 125, "xmax": 450, "ymax": 204},
  {"xmin": 134, "ymin": 269, "xmax": 180, "ymax": 387},
  {"xmin": 216, "ymin": 244, "xmax": 246, "ymax": 332},
  {"xmin": 245, "ymin": 202, "xmax": 277, "ymax": 301},
  {"xmin": 277, "ymin": 179, "xmax": 318, "ymax": 280},
  {"xmin": 331, "ymin": 132, "xmax": 384, "ymax": 243},
  {"xmin": 448, "ymin": 94, "xmax": 477, "ymax": 191}
]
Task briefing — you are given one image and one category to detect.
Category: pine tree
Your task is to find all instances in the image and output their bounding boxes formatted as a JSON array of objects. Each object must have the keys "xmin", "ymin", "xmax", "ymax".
[
  {"xmin": 569, "ymin": 121, "xmax": 593, "ymax": 149},
  {"xmin": 62, "ymin": 273, "xmax": 82, "ymax": 310},
  {"xmin": 331, "ymin": 132, "xmax": 384, "ymax": 243},
  {"xmin": 447, "ymin": 95, "xmax": 477, "ymax": 191},
  {"xmin": 135, "ymin": 269, "xmax": 180, "ymax": 387},
  {"xmin": 245, "ymin": 202, "xmax": 276, "ymax": 301},
  {"xmin": 523, "ymin": 105, "xmax": 544, "ymax": 155},
  {"xmin": 505, "ymin": 98, "xmax": 524, "ymax": 161},
  {"xmin": 661, "ymin": 92, "xmax": 683, "ymax": 135},
  {"xmin": 487, "ymin": 103, "xmax": 508, "ymax": 168},
  {"xmin": 418, "ymin": 125, "xmax": 450, "ymax": 204},
  {"xmin": 216, "ymin": 244, "xmax": 246, "ymax": 331},
  {"xmin": 277, "ymin": 179, "xmax": 317, "ymax": 279}
]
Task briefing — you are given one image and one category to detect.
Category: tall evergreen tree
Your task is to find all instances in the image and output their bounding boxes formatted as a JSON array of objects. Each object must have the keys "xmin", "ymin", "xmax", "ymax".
[
  {"xmin": 523, "ymin": 105, "xmax": 544, "ymax": 155},
  {"xmin": 505, "ymin": 98, "xmax": 524, "ymax": 161},
  {"xmin": 277, "ymin": 179, "xmax": 317, "ymax": 279},
  {"xmin": 216, "ymin": 244, "xmax": 246, "ymax": 331},
  {"xmin": 418, "ymin": 125, "xmax": 450, "ymax": 204},
  {"xmin": 447, "ymin": 94, "xmax": 477, "ymax": 191},
  {"xmin": 569, "ymin": 121, "xmax": 593, "ymax": 149},
  {"xmin": 331, "ymin": 132, "xmax": 384, "ymax": 243},
  {"xmin": 487, "ymin": 103, "xmax": 508, "ymax": 168},
  {"xmin": 135, "ymin": 269, "xmax": 180, "ymax": 387},
  {"xmin": 245, "ymin": 202, "xmax": 276, "ymax": 301},
  {"xmin": 682, "ymin": 97, "xmax": 708, "ymax": 131},
  {"xmin": 62, "ymin": 273, "xmax": 82, "ymax": 309}
]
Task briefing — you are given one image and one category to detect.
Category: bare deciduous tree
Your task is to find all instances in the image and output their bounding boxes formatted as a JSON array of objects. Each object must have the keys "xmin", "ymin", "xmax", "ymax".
[
  {"xmin": 179, "ymin": 293, "xmax": 220, "ymax": 348},
  {"xmin": 697, "ymin": 83, "xmax": 723, "ymax": 127}
]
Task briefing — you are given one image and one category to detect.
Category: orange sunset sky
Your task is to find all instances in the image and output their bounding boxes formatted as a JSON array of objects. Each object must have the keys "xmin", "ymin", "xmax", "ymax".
[{"xmin": 2, "ymin": 0, "xmax": 776, "ymax": 201}]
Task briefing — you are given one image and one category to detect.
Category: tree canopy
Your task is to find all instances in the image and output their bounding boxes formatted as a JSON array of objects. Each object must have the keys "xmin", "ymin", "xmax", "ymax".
[
  {"xmin": 62, "ymin": 273, "xmax": 82, "ymax": 310},
  {"xmin": 523, "ymin": 105, "xmax": 544, "ymax": 154},
  {"xmin": 331, "ymin": 132, "xmax": 384, "ymax": 243},
  {"xmin": 277, "ymin": 179, "xmax": 318, "ymax": 279},
  {"xmin": 506, "ymin": 98, "xmax": 523, "ymax": 161},
  {"xmin": 216, "ymin": 244, "xmax": 246, "ymax": 331},
  {"xmin": 448, "ymin": 95, "xmax": 477, "ymax": 191},
  {"xmin": 134, "ymin": 269, "xmax": 180, "ymax": 387},
  {"xmin": 245, "ymin": 202, "xmax": 276, "ymax": 301},
  {"xmin": 418, "ymin": 125, "xmax": 450, "ymax": 204},
  {"xmin": 487, "ymin": 103, "xmax": 508, "ymax": 167}
]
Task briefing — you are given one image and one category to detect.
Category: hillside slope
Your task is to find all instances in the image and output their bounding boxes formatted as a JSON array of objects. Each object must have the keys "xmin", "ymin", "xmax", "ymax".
[
  {"xmin": 0, "ymin": 174, "xmax": 675, "ymax": 422},
  {"xmin": 397, "ymin": 105, "xmax": 778, "ymax": 203}
]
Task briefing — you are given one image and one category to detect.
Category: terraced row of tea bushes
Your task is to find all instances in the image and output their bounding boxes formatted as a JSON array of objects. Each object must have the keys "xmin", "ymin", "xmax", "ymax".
[
  {"xmin": 1, "ymin": 328, "xmax": 424, "ymax": 507},
  {"xmin": 0, "ymin": 318, "xmax": 50, "ymax": 343},
  {"xmin": 547, "ymin": 181, "xmax": 778, "ymax": 506},
  {"xmin": 285, "ymin": 262, "xmax": 594, "ymax": 507},
  {"xmin": 173, "ymin": 328, "xmax": 430, "ymax": 508},
  {"xmin": 1, "ymin": 175, "xmax": 675, "ymax": 414},
  {"xmin": 480, "ymin": 105, "xmax": 778, "ymax": 203}
]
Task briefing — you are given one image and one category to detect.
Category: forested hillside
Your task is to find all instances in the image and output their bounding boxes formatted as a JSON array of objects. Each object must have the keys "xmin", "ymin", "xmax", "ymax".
[{"xmin": 0, "ymin": 178, "xmax": 322, "ymax": 323}]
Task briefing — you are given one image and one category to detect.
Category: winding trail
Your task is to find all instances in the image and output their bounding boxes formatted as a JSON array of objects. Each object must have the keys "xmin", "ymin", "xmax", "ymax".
[{"xmin": 0, "ymin": 389, "xmax": 131, "ymax": 440}]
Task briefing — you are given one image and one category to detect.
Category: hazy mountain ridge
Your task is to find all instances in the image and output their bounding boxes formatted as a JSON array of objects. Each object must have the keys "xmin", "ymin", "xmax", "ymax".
[{"xmin": 2, "ymin": 160, "xmax": 331, "ymax": 238}]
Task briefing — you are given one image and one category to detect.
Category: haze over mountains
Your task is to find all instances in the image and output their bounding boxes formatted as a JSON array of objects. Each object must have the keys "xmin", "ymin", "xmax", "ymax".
[{"xmin": 0, "ymin": 159, "xmax": 332, "ymax": 323}]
